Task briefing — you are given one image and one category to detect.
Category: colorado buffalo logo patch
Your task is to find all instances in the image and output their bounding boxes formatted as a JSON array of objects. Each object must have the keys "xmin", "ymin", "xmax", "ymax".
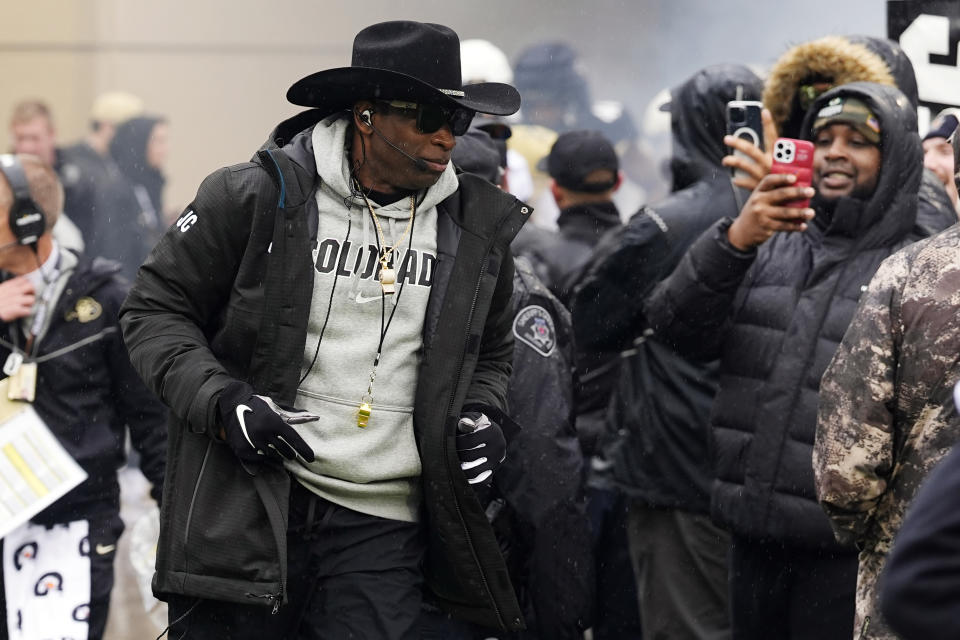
[{"xmin": 513, "ymin": 305, "xmax": 556, "ymax": 357}]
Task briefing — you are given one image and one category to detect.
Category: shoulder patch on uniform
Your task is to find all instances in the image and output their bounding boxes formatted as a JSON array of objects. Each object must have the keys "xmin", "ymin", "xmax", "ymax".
[{"xmin": 513, "ymin": 304, "xmax": 556, "ymax": 357}]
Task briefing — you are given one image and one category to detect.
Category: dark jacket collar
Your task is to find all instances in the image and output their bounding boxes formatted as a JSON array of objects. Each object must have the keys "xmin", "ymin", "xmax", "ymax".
[{"xmin": 557, "ymin": 201, "xmax": 620, "ymax": 240}]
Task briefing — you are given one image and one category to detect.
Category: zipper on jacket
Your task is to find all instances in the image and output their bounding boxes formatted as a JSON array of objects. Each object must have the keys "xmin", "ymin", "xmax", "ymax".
[
  {"xmin": 442, "ymin": 245, "xmax": 505, "ymax": 629},
  {"xmin": 183, "ymin": 441, "xmax": 212, "ymax": 559},
  {"xmin": 245, "ymin": 587, "xmax": 283, "ymax": 614}
]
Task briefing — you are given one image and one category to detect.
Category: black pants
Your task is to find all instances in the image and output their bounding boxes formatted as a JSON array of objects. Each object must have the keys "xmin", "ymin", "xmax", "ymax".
[
  {"xmin": 627, "ymin": 504, "xmax": 731, "ymax": 640},
  {"xmin": 586, "ymin": 487, "xmax": 643, "ymax": 640},
  {"xmin": 728, "ymin": 535, "xmax": 857, "ymax": 640},
  {"xmin": 167, "ymin": 482, "xmax": 425, "ymax": 639}
]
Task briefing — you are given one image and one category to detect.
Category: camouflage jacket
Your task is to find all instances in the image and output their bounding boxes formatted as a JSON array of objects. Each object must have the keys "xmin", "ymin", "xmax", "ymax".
[{"xmin": 815, "ymin": 223, "xmax": 960, "ymax": 637}]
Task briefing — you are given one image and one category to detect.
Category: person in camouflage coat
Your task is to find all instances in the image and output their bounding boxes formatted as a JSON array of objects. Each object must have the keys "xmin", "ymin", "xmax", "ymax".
[{"xmin": 814, "ymin": 223, "xmax": 960, "ymax": 640}]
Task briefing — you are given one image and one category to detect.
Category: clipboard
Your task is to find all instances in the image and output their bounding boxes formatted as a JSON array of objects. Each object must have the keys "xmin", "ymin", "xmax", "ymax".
[{"xmin": 0, "ymin": 377, "xmax": 87, "ymax": 539}]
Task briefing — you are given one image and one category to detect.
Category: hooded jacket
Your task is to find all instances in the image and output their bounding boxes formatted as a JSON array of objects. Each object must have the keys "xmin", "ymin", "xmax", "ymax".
[
  {"xmin": 572, "ymin": 64, "xmax": 761, "ymax": 512},
  {"xmin": 763, "ymin": 35, "xmax": 955, "ymax": 239},
  {"xmin": 645, "ymin": 82, "xmax": 922, "ymax": 548},
  {"xmin": 89, "ymin": 116, "xmax": 167, "ymax": 281},
  {"xmin": 119, "ymin": 109, "xmax": 529, "ymax": 631}
]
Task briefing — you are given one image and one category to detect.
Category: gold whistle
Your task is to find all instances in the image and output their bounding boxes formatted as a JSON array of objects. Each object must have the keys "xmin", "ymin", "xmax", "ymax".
[
  {"xmin": 357, "ymin": 400, "xmax": 372, "ymax": 428},
  {"xmin": 379, "ymin": 267, "xmax": 396, "ymax": 295}
]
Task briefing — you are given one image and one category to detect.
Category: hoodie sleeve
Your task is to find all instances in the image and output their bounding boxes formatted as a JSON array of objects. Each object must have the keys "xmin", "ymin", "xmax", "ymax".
[{"xmin": 813, "ymin": 249, "xmax": 908, "ymax": 547}]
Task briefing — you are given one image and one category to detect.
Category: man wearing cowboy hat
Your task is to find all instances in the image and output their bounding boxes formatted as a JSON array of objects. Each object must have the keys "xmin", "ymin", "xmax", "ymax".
[{"xmin": 119, "ymin": 20, "xmax": 527, "ymax": 639}]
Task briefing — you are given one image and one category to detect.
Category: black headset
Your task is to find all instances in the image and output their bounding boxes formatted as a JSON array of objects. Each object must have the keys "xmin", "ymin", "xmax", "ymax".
[{"xmin": 0, "ymin": 154, "xmax": 46, "ymax": 247}]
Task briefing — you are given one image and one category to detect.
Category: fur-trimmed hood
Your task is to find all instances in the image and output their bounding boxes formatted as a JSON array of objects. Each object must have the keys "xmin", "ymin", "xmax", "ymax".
[{"xmin": 764, "ymin": 36, "xmax": 896, "ymax": 137}]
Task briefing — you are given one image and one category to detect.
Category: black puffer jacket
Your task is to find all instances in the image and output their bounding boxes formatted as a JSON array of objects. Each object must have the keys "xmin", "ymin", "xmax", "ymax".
[
  {"xmin": 572, "ymin": 64, "xmax": 762, "ymax": 512},
  {"xmin": 120, "ymin": 110, "xmax": 528, "ymax": 631},
  {"xmin": 645, "ymin": 82, "xmax": 922, "ymax": 548}
]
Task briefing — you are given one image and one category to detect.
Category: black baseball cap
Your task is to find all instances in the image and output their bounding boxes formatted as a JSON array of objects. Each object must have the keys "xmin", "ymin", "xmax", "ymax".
[
  {"xmin": 923, "ymin": 111, "xmax": 960, "ymax": 143},
  {"xmin": 538, "ymin": 129, "xmax": 619, "ymax": 192}
]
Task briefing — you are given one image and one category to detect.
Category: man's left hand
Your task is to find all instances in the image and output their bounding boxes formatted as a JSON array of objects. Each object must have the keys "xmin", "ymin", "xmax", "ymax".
[{"xmin": 455, "ymin": 412, "xmax": 506, "ymax": 485}]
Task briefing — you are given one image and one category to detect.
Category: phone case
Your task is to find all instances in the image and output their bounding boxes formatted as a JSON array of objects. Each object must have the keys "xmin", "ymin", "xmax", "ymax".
[
  {"xmin": 770, "ymin": 138, "xmax": 814, "ymax": 208},
  {"xmin": 727, "ymin": 101, "xmax": 764, "ymax": 181}
]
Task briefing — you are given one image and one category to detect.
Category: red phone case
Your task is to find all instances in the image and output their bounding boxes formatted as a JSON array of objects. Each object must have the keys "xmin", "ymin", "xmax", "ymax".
[{"xmin": 770, "ymin": 138, "xmax": 814, "ymax": 208}]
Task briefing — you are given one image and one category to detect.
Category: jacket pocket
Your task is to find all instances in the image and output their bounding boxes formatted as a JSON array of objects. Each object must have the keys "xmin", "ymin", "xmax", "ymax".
[{"xmin": 182, "ymin": 440, "xmax": 289, "ymax": 596}]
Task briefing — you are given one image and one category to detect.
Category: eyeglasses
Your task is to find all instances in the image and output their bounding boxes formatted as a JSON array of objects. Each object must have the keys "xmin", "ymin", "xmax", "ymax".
[{"xmin": 379, "ymin": 100, "xmax": 475, "ymax": 136}]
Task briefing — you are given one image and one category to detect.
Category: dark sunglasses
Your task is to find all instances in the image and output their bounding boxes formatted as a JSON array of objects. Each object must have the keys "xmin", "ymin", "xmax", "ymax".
[{"xmin": 380, "ymin": 100, "xmax": 475, "ymax": 136}]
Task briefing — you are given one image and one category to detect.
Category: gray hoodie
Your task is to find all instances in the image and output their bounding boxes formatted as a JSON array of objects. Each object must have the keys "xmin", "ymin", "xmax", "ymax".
[{"xmin": 285, "ymin": 114, "xmax": 458, "ymax": 522}]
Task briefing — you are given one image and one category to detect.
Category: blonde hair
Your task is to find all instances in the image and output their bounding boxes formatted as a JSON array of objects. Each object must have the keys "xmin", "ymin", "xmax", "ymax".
[
  {"xmin": 9, "ymin": 100, "xmax": 54, "ymax": 129},
  {"xmin": 0, "ymin": 154, "xmax": 63, "ymax": 229}
]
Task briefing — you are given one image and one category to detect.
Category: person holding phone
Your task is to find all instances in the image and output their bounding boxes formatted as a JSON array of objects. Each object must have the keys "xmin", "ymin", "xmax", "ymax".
[
  {"xmin": 572, "ymin": 63, "xmax": 762, "ymax": 640},
  {"xmin": 642, "ymin": 82, "xmax": 923, "ymax": 640},
  {"xmin": 723, "ymin": 35, "xmax": 955, "ymax": 241}
]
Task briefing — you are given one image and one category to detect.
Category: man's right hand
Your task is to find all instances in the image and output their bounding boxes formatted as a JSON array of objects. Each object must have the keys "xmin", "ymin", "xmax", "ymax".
[
  {"xmin": 217, "ymin": 381, "xmax": 318, "ymax": 463},
  {"xmin": 727, "ymin": 173, "xmax": 815, "ymax": 251},
  {"xmin": 0, "ymin": 277, "xmax": 35, "ymax": 322}
]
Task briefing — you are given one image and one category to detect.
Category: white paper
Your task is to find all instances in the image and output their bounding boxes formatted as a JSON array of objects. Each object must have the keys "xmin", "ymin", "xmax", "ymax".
[{"xmin": 0, "ymin": 400, "xmax": 87, "ymax": 540}]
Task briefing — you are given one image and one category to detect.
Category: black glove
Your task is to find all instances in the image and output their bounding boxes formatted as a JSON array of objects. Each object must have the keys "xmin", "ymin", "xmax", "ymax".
[
  {"xmin": 218, "ymin": 381, "xmax": 318, "ymax": 463},
  {"xmin": 456, "ymin": 412, "xmax": 506, "ymax": 485}
]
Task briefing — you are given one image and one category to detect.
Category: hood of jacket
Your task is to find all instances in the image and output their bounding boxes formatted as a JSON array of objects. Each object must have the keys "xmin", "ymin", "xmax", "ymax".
[
  {"xmin": 845, "ymin": 35, "xmax": 919, "ymax": 106},
  {"xmin": 801, "ymin": 81, "xmax": 921, "ymax": 248},
  {"xmin": 110, "ymin": 115, "xmax": 167, "ymax": 212},
  {"xmin": 764, "ymin": 36, "xmax": 897, "ymax": 137},
  {"xmin": 669, "ymin": 64, "xmax": 763, "ymax": 192}
]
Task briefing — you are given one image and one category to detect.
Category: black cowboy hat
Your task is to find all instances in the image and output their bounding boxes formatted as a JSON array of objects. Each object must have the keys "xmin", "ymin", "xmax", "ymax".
[{"xmin": 287, "ymin": 21, "xmax": 521, "ymax": 117}]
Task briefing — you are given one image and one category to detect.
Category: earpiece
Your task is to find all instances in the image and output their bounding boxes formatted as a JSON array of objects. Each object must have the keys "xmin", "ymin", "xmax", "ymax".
[{"xmin": 360, "ymin": 109, "xmax": 373, "ymax": 126}]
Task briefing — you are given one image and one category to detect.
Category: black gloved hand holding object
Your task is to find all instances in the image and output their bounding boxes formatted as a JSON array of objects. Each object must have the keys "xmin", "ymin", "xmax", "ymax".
[
  {"xmin": 218, "ymin": 381, "xmax": 318, "ymax": 463},
  {"xmin": 456, "ymin": 411, "xmax": 506, "ymax": 485}
]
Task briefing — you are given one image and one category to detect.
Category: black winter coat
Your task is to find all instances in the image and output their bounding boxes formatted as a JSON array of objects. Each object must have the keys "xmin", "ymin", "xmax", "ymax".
[
  {"xmin": 511, "ymin": 201, "xmax": 621, "ymax": 305},
  {"xmin": 511, "ymin": 201, "xmax": 622, "ymax": 457},
  {"xmin": 2, "ymin": 253, "xmax": 167, "ymax": 525},
  {"xmin": 880, "ymin": 443, "xmax": 960, "ymax": 640},
  {"xmin": 645, "ymin": 82, "xmax": 922, "ymax": 548},
  {"xmin": 572, "ymin": 64, "xmax": 762, "ymax": 511},
  {"xmin": 119, "ymin": 110, "xmax": 529, "ymax": 631}
]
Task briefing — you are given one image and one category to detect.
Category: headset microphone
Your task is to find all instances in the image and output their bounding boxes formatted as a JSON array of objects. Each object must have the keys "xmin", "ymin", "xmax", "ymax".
[{"xmin": 360, "ymin": 110, "xmax": 429, "ymax": 172}]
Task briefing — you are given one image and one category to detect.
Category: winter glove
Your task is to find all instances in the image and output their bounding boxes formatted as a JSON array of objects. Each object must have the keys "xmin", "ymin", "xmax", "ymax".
[
  {"xmin": 456, "ymin": 412, "xmax": 506, "ymax": 485},
  {"xmin": 217, "ymin": 380, "xmax": 318, "ymax": 463}
]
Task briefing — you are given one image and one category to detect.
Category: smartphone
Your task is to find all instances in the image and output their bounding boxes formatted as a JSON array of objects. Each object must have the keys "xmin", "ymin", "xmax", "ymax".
[
  {"xmin": 770, "ymin": 138, "xmax": 814, "ymax": 209},
  {"xmin": 726, "ymin": 100, "xmax": 764, "ymax": 181}
]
